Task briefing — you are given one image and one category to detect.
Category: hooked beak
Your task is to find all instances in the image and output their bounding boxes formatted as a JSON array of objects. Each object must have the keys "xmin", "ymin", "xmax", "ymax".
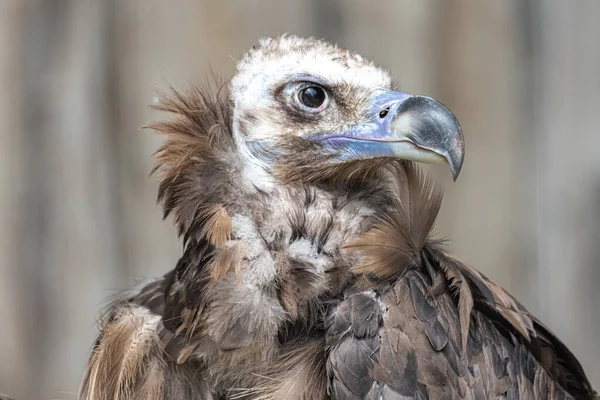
[{"xmin": 315, "ymin": 90, "xmax": 465, "ymax": 180}]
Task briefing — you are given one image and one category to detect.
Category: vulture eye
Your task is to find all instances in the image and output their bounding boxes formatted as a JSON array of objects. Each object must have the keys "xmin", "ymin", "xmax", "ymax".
[{"xmin": 298, "ymin": 85, "xmax": 328, "ymax": 110}]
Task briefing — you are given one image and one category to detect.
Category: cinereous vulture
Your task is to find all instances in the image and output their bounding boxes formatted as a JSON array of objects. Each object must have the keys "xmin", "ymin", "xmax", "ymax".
[{"xmin": 80, "ymin": 35, "xmax": 597, "ymax": 400}]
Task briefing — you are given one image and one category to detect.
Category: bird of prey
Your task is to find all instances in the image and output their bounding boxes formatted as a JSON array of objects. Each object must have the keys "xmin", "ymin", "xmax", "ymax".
[{"xmin": 80, "ymin": 36, "xmax": 597, "ymax": 400}]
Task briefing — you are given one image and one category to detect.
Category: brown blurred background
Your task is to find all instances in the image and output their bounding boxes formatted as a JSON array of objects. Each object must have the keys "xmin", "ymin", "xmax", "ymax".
[{"xmin": 1, "ymin": 1, "xmax": 599, "ymax": 399}]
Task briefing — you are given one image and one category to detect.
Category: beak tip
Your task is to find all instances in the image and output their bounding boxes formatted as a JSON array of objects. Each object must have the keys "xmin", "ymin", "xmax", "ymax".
[
  {"xmin": 450, "ymin": 149, "xmax": 464, "ymax": 182},
  {"xmin": 451, "ymin": 168, "xmax": 461, "ymax": 182},
  {"xmin": 448, "ymin": 126, "xmax": 465, "ymax": 182}
]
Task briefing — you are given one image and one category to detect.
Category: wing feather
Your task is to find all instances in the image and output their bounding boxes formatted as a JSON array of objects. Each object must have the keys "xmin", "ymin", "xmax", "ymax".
[
  {"xmin": 79, "ymin": 279, "xmax": 213, "ymax": 400},
  {"xmin": 329, "ymin": 163, "xmax": 595, "ymax": 399}
]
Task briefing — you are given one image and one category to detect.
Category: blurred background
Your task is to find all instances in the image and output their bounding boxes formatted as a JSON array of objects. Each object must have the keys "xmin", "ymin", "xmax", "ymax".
[{"xmin": 1, "ymin": 1, "xmax": 599, "ymax": 398}]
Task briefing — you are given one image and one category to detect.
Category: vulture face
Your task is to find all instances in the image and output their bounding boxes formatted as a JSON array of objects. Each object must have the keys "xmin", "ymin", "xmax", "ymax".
[{"xmin": 230, "ymin": 36, "xmax": 465, "ymax": 183}]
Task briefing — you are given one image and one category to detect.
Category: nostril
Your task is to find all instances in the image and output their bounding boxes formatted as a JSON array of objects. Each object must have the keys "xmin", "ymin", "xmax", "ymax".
[{"xmin": 379, "ymin": 107, "xmax": 390, "ymax": 119}]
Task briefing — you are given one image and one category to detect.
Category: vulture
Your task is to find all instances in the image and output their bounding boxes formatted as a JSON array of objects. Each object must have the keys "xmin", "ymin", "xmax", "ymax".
[{"xmin": 80, "ymin": 35, "xmax": 597, "ymax": 400}]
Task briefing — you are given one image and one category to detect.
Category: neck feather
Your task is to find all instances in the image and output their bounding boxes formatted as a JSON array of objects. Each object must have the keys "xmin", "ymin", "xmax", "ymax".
[{"xmin": 148, "ymin": 84, "xmax": 443, "ymax": 372}]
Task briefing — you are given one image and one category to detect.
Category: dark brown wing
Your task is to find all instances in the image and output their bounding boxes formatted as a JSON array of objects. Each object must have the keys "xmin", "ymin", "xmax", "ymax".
[
  {"xmin": 429, "ymin": 246, "xmax": 596, "ymax": 399},
  {"xmin": 326, "ymin": 246, "xmax": 597, "ymax": 399},
  {"xmin": 79, "ymin": 278, "xmax": 213, "ymax": 400}
]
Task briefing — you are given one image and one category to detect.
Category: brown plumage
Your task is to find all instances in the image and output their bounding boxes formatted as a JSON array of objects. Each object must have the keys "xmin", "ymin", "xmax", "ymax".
[{"xmin": 80, "ymin": 36, "xmax": 597, "ymax": 400}]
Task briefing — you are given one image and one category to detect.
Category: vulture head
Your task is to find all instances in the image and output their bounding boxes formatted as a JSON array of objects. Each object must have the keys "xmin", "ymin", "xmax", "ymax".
[
  {"xmin": 151, "ymin": 33, "xmax": 464, "ymax": 362},
  {"xmin": 228, "ymin": 36, "xmax": 464, "ymax": 190}
]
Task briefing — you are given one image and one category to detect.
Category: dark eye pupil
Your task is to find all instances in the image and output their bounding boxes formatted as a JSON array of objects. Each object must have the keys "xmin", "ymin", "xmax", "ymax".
[{"xmin": 300, "ymin": 86, "xmax": 326, "ymax": 108}]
